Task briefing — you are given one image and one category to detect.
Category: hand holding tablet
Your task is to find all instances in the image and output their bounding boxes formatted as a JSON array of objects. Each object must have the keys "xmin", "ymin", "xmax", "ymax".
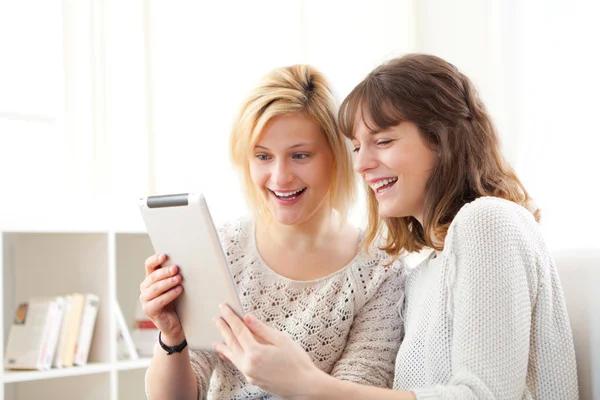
[{"xmin": 138, "ymin": 193, "xmax": 243, "ymax": 351}]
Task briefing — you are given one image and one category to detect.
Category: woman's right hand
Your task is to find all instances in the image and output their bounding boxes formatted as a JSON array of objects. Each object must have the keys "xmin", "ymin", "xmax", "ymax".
[{"xmin": 139, "ymin": 253, "xmax": 185, "ymax": 341}]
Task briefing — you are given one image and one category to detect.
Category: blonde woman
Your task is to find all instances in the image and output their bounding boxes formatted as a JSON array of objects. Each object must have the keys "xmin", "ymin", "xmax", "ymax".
[
  {"xmin": 140, "ymin": 65, "xmax": 404, "ymax": 399},
  {"xmin": 214, "ymin": 54, "xmax": 578, "ymax": 399}
]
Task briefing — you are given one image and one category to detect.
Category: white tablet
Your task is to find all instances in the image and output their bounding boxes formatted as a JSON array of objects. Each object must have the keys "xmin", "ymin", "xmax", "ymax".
[{"xmin": 138, "ymin": 192, "xmax": 243, "ymax": 351}]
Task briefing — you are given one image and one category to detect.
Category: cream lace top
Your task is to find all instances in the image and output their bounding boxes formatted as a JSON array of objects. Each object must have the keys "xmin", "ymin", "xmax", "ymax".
[{"xmin": 188, "ymin": 217, "xmax": 405, "ymax": 399}]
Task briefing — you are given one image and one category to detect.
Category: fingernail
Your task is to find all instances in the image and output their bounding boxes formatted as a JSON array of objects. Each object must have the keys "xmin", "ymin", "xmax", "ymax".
[{"xmin": 170, "ymin": 265, "xmax": 177, "ymax": 273}]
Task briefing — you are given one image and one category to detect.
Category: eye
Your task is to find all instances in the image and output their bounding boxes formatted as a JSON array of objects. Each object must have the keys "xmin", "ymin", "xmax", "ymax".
[
  {"xmin": 292, "ymin": 153, "xmax": 310, "ymax": 160},
  {"xmin": 376, "ymin": 139, "xmax": 393, "ymax": 146},
  {"xmin": 352, "ymin": 146, "xmax": 360, "ymax": 153},
  {"xmin": 255, "ymin": 153, "xmax": 271, "ymax": 161}
]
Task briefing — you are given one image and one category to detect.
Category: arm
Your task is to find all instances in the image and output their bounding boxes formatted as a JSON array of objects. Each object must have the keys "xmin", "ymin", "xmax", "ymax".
[
  {"xmin": 140, "ymin": 254, "xmax": 213, "ymax": 400},
  {"xmin": 145, "ymin": 330, "xmax": 200, "ymax": 400},
  {"xmin": 289, "ymin": 202, "xmax": 536, "ymax": 399},
  {"xmin": 304, "ymin": 374, "xmax": 416, "ymax": 400},
  {"xmin": 213, "ymin": 304, "xmax": 416, "ymax": 399},
  {"xmin": 330, "ymin": 264, "xmax": 404, "ymax": 387},
  {"xmin": 411, "ymin": 202, "xmax": 536, "ymax": 399},
  {"xmin": 145, "ymin": 330, "xmax": 220, "ymax": 400}
]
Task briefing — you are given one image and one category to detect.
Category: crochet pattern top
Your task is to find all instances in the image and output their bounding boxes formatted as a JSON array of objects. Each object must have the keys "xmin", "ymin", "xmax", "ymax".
[
  {"xmin": 394, "ymin": 197, "xmax": 578, "ymax": 399},
  {"xmin": 185, "ymin": 217, "xmax": 404, "ymax": 399}
]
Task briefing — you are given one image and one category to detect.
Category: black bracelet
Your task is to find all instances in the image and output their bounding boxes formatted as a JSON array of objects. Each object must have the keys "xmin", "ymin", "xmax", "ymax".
[{"xmin": 158, "ymin": 331, "xmax": 188, "ymax": 355}]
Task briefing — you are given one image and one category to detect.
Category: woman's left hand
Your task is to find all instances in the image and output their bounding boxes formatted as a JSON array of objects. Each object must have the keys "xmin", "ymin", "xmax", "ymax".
[{"xmin": 213, "ymin": 303, "xmax": 324, "ymax": 398}]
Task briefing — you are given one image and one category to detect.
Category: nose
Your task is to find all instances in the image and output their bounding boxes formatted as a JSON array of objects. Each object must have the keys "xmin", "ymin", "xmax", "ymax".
[
  {"xmin": 272, "ymin": 159, "xmax": 293, "ymax": 186},
  {"xmin": 353, "ymin": 146, "xmax": 378, "ymax": 175}
]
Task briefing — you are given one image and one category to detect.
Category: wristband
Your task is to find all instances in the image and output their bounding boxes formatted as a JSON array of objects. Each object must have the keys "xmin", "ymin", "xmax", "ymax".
[{"xmin": 158, "ymin": 331, "xmax": 188, "ymax": 355}]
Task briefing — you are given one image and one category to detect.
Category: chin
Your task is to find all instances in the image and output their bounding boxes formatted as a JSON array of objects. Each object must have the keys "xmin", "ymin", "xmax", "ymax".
[
  {"xmin": 275, "ymin": 215, "xmax": 305, "ymax": 226},
  {"xmin": 378, "ymin": 209, "xmax": 396, "ymax": 219},
  {"xmin": 376, "ymin": 201, "xmax": 394, "ymax": 218},
  {"xmin": 269, "ymin": 208, "xmax": 305, "ymax": 226},
  {"xmin": 378, "ymin": 203, "xmax": 409, "ymax": 219}
]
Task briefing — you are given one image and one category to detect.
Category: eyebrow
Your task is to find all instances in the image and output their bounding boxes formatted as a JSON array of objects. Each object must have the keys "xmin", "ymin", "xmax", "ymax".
[
  {"xmin": 255, "ymin": 142, "xmax": 313, "ymax": 150},
  {"xmin": 349, "ymin": 130, "xmax": 383, "ymax": 139}
]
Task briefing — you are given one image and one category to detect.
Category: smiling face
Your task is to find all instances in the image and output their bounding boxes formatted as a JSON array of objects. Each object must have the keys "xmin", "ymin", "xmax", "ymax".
[
  {"xmin": 352, "ymin": 119, "xmax": 437, "ymax": 222},
  {"xmin": 249, "ymin": 113, "xmax": 334, "ymax": 226}
]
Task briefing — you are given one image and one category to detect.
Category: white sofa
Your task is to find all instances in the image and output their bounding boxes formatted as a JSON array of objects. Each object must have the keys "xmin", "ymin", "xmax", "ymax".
[{"xmin": 554, "ymin": 248, "xmax": 600, "ymax": 400}]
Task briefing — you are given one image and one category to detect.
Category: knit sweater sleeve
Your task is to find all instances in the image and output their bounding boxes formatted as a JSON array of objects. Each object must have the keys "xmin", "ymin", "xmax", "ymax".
[
  {"xmin": 330, "ymin": 259, "xmax": 404, "ymax": 388},
  {"xmin": 413, "ymin": 199, "xmax": 539, "ymax": 400},
  {"xmin": 188, "ymin": 350, "xmax": 219, "ymax": 399}
]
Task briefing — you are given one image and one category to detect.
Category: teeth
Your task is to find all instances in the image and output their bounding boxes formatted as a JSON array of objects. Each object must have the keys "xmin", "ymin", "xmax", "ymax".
[
  {"xmin": 372, "ymin": 178, "xmax": 398, "ymax": 190},
  {"xmin": 273, "ymin": 188, "xmax": 304, "ymax": 197}
]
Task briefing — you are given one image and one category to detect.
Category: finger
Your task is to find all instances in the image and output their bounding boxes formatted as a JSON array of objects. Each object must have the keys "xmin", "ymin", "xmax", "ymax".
[
  {"xmin": 144, "ymin": 253, "xmax": 166, "ymax": 276},
  {"xmin": 244, "ymin": 314, "xmax": 280, "ymax": 345},
  {"xmin": 219, "ymin": 303, "xmax": 258, "ymax": 351},
  {"xmin": 140, "ymin": 264, "xmax": 179, "ymax": 290},
  {"xmin": 213, "ymin": 316, "xmax": 243, "ymax": 356},
  {"xmin": 212, "ymin": 341, "xmax": 232, "ymax": 362},
  {"xmin": 140, "ymin": 273, "xmax": 182, "ymax": 302},
  {"xmin": 141, "ymin": 285, "xmax": 183, "ymax": 317}
]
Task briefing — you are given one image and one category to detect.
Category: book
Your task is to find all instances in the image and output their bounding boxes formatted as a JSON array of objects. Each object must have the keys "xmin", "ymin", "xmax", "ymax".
[
  {"xmin": 73, "ymin": 293, "xmax": 100, "ymax": 366},
  {"xmin": 131, "ymin": 302, "xmax": 159, "ymax": 357},
  {"xmin": 52, "ymin": 295, "xmax": 73, "ymax": 368},
  {"xmin": 115, "ymin": 300, "xmax": 139, "ymax": 360},
  {"xmin": 4, "ymin": 297, "xmax": 65, "ymax": 370},
  {"xmin": 131, "ymin": 328, "xmax": 159, "ymax": 357},
  {"xmin": 60, "ymin": 293, "xmax": 86, "ymax": 367},
  {"xmin": 42, "ymin": 296, "xmax": 66, "ymax": 369}
]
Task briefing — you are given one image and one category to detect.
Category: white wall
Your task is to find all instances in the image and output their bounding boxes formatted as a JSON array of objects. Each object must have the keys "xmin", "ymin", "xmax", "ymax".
[
  {"xmin": 518, "ymin": 1, "xmax": 600, "ymax": 250},
  {"xmin": 414, "ymin": 0, "xmax": 600, "ymax": 251},
  {"xmin": 0, "ymin": 0, "xmax": 414, "ymax": 228},
  {"xmin": 1, "ymin": 0, "xmax": 598, "ymax": 251},
  {"xmin": 414, "ymin": 0, "xmax": 522, "ymax": 162},
  {"xmin": 0, "ymin": 1, "xmax": 67, "ymax": 201},
  {"xmin": 146, "ymin": 0, "xmax": 414, "ymax": 226}
]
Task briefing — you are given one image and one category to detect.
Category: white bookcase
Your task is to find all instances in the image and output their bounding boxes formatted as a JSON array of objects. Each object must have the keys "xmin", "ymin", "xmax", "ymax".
[{"xmin": 0, "ymin": 203, "xmax": 155, "ymax": 400}]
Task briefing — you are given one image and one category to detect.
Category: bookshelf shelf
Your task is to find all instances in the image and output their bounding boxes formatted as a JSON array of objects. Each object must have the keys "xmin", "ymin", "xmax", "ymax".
[
  {"xmin": 3, "ymin": 362, "xmax": 112, "ymax": 383},
  {"xmin": 115, "ymin": 358, "xmax": 151, "ymax": 371},
  {"xmin": 1, "ymin": 228, "xmax": 153, "ymax": 400}
]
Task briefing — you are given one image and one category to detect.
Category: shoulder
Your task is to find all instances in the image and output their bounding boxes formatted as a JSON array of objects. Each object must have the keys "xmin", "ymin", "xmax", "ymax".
[
  {"xmin": 453, "ymin": 196, "xmax": 537, "ymax": 231},
  {"xmin": 450, "ymin": 197, "xmax": 541, "ymax": 247},
  {"xmin": 217, "ymin": 216, "xmax": 252, "ymax": 240},
  {"xmin": 445, "ymin": 197, "xmax": 548, "ymax": 273},
  {"xmin": 216, "ymin": 216, "xmax": 254, "ymax": 255},
  {"xmin": 352, "ymin": 235, "xmax": 405, "ymax": 298}
]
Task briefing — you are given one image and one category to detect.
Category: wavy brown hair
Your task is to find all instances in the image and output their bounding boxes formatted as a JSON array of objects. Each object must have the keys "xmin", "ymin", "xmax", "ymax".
[{"xmin": 339, "ymin": 53, "xmax": 540, "ymax": 256}]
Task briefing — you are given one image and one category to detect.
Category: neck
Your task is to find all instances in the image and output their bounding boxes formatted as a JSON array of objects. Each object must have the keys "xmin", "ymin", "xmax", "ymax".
[
  {"xmin": 257, "ymin": 206, "xmax": 340, "ymax": 250},
  {"xmin": 414, "ymin": 212, "xmax": 445, "ymax": 251}
]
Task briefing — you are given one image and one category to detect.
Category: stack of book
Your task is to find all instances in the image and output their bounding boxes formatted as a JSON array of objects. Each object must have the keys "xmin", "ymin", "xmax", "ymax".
[
  {"xmin": 115, "ymin": 301, "xmax": 139, "ymax": 361},
  {"xmin": 4, "ymin": 293, "xmax": 100, "ymax": 371},
  {"xmin": 126, "ymin": 301, "xmax": 158, "ymax": 358},
  {"xmin": 130, "ymin": 317, "xmax": 159, "ymax": 357}
]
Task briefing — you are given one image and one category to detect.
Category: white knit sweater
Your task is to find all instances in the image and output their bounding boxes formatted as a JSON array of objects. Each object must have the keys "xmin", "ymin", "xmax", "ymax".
[
  {"xmin": 184, "ymin": 218, "xmax": 404, "ymax": 399},
  {"xmin": 394, "ymin": 197, "xmax": 578, "ymax": 399}
]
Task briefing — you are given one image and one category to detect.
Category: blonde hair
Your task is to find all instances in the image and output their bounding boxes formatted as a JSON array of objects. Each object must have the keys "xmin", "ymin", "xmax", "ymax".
[{"xmin": 230, "ymin": 65, "xmax": 356, "ymax": 220}]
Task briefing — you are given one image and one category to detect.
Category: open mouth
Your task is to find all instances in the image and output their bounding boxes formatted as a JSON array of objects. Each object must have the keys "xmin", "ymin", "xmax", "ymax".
[
  {"xmin": 269, "ymin": 188, "xmax": 307, "ymax": 201},
  {"xmin": 372, "ymin": 177, "xmax": 398, "ymax": 194}
]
